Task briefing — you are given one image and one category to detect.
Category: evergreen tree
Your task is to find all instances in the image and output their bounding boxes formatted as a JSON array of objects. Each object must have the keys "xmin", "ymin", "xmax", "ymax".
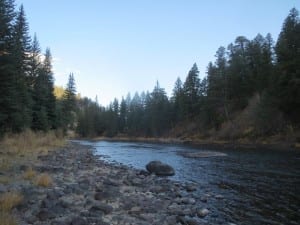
[
  {"xmin": 28, "ymin": 33, "xmax": 41, "ymax": 87},
  {"xmin": 127, "ymin": 92, "xmax": 143, "ymax": 135},
  {"xmin": 11, "ymin": 4, "xmax": 32, "ymax": 131},
  {"xmin": 119, "ymin": 97, "xmax": 127, "ymax": 133},
  {"xmin": 171, "ymin": 77, "xmax": 184, "ymax": 123},
  {"xmin": 182, "ymin": 63, "xmax": 201, "ymax": 118},
  {"xmin": 32, "ymin": 48, "xmax": 56, "ymax": 130},
  {"xmin": 0, "ymin": 0, "xmax": 16, "ymax": 133},
  {"xmin": 62, "ymin": 73, "xmax": 77, "ymax": 130},
  {"xmin": 43, "ymin": 48, "xmax": 56, "ymax": 128},
  {"xmin": 275, "ymin": 8, "xmax": 300, "ymax": 124},
  {"xmin": 147, "ymin": 81, "xmax": 170, "ymax": 136},
  {"xmin": 227, "ymin": 36, "xmax": 250, "ymax": 110}
]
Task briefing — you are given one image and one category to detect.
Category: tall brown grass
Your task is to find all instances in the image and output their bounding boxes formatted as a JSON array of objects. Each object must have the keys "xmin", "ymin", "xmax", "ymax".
[
  {"xmin": 1, "ymin": 129, "xmax": 65, "ymax": 155},
  {"xmin": 0, "ymin": 212, "xmax": 17, "ymax": 225},
  {"xmin": 23, "ymin": 167, "xmax": 37, "ymax": 181},
  {"xmin": 0, "ymin": 192, "xmax": 23, "ymax": 212},
  {"xmin": 36, "ymin": 173, "xmax": 52, "ymax": 187},
  {"xmin": 0, "ymin": 192, "xmax": 23, "ymax": 225}
]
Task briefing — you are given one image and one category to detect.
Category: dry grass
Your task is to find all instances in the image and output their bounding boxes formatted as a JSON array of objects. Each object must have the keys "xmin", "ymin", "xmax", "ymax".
[
  {"xmin": 0, "ymin": 130, "xmax": 64, "ymax": 224},
  {"xmin": 0, "ymin": 157, "xmax": 12, "ymax": 171},
  {"xmin": 0, "ymin": 192, "xmax": 21, "ymax": 225},
  {"xmin": 36, "ymin": 173, "xmax": 52, "ymax": 187},
  {"xmin": 23, "ymin": 167, "xmax": 36, "ymax": 181},
  {"xmin": 0, "ymin": 176, "xmax": 11, "ymax": 185},
  {"xmin": 0, "ymin": 130, "xmax": 66, "ymax": 173},
  {"xmin": 0, "ymin": 192, "xmax": 23, "ymax": 212},
  {"xmin": 1, "ymin": 129, "xmax": 65, "ymax": 155},
  {"xmin": 0, "ymin": 212, "xmax": 17, "ymax": 225}
]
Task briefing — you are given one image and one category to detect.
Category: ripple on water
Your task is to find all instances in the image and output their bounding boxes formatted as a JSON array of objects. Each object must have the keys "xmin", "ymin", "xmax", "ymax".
[{"xmin": 78, "ymin": 140, "xmax": 300, "ymax": 225}]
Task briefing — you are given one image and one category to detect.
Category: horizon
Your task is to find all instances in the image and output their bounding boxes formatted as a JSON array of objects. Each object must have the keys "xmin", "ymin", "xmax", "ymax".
[{"xmin": 15, "ymin": 0, "xmax": 300, "ymax": 105}]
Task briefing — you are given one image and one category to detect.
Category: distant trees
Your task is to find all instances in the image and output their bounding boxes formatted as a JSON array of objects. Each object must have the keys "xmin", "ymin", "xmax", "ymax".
[{"xmin": 76, "ymin": 7, "xmax": 300, "ymax": 138}]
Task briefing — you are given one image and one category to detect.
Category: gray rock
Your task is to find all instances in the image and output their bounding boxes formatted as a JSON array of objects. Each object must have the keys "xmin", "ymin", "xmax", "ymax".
[
  {"xmin": 181, "ymin": 197, "xmax": 196, "ymax": 205},
  {"xmin": 70, "ymin": 217, "xmax": 88, "ymax": 225},
  {"xmin": 94, "ymin": 189, "xmax": 117, "ymax": 200},
  {"xmin": 37, "ymin": 209, "xmax": 55, "ymax": 221},
  {"xmin": 0, "ymin": 184, "xmax": 7, "ymax": 193},
  {"xmin": 146, "ymin": 161, "xmax": 175, "ymax": 176},
  {"xmin": 90, "ymin": 202, "xmax": 113, "ymax": 215},
  {"xmin": 197, "ymin": 208, "xmax": 210, "ymax": 218},
  {"xmin": 186, "ymin": 184, "xmax": 197, "ymax": 192}
]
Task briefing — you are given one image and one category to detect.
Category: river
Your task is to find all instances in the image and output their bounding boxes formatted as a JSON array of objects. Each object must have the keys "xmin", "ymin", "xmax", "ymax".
[{"xmin": 81, "ymin": 140, "xmax": 300, "ymax": 225}]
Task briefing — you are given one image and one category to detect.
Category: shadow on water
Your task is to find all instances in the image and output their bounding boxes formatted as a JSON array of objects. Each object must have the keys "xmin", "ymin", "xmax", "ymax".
[{"xmin": 80, "ymin": 140, "xmax": 300, "ymax": 225}]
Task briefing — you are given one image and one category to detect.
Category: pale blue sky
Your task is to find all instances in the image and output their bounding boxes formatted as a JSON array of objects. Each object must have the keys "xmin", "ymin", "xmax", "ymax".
[{"xmin": 16, "ymin": 0, "xmax": 300, "ymax": 105}]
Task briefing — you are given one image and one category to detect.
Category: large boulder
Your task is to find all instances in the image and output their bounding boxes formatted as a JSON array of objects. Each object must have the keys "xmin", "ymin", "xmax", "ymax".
[{"xmin": 146, "ymin": 161, "xmax": 175, "ymax": 176}]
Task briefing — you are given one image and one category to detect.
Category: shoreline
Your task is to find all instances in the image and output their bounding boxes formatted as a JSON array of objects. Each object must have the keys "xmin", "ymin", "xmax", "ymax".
[
  {"xmin": 5, "ymin": 142, "xmax": 211, "ymax": 225},
  {"xmin": 83, "ymin": 136, "xmax": 300, "ymax": 152}
]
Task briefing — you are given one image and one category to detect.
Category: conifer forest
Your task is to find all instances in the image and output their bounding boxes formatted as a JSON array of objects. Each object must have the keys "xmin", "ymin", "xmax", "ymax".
[{"xmin": 1, "ymin": 0, "xmax": 299, "ymax": 141}]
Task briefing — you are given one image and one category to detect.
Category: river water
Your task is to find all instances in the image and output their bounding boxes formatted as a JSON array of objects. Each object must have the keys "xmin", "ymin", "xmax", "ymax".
[{"xmin": 82, "ymin": 140, "xmax": 300, "ymax": 225}]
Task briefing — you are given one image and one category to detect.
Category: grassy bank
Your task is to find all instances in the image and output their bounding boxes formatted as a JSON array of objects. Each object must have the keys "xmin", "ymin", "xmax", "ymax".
[{"xmin": 0, "ymin": 130, "xmax": 66, "ymax": 225}]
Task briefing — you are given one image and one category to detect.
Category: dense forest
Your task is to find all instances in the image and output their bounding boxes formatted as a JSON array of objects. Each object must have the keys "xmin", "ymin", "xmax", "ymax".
[
  {"xmin": 0, "ymin": 0, "xmax": 77, "ymax": 135},
  {"xmin": 1, "ymin": 0, "xmax": 299, "ymax": 141}
]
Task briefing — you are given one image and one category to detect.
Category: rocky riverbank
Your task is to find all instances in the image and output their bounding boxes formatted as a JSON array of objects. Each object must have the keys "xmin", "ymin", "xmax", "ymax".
[{"xmin": 3, "ymin": 142, "xmax": 212, "ymax": 225}]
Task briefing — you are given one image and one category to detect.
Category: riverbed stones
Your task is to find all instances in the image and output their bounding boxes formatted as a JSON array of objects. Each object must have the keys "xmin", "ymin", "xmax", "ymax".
[
  {"xmin": 4, "ymin": 142, "xmax": 212, "ymax": 225},
  {"xmin": 145, "ymin": 160, "xmax": 175, "ymax": 176}
]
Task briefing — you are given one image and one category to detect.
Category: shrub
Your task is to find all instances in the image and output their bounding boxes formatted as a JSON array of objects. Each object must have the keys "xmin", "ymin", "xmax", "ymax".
[
  {"xmin": 23, "ymin": 167, "xmax": 36, "ymax": 180},
  {"xmin": 36, "ymin": 173, "xmax": 52, "ymax": 187},
  {"xmin": 0, "ymin": 192, "xmax": 23, "ymax": 212},
  {"xmin": 0, "ymin": 212, "xmax": 17, "ymax": 225}
]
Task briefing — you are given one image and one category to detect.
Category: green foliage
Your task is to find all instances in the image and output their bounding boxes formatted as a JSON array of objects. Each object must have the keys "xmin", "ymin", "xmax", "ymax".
[
  {"xmin": 0, "ymin": 1, "xmax": 74, "ymax": 135},
  {"xmin": 275, "ymin": 7, "xmax": 300, "ymax": 125},
  {"xmin": 61, "ymin": 73, "xmax": 77, "ymax": 130},
  {"xmin": 76, "ymin": 7, "xmax": 299, "ymax": 139}
]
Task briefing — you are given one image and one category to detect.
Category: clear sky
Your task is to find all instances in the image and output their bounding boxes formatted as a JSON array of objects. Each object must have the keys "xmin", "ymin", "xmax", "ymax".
[{"xmin": 15, "ymin": 0, "xmax": 300, "ymax": 106}]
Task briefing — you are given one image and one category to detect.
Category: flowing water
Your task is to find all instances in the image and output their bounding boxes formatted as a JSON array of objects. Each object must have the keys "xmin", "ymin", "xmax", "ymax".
[{"xmin": 81, "ymin": 140, "xmax": 300, "ymax": 225}]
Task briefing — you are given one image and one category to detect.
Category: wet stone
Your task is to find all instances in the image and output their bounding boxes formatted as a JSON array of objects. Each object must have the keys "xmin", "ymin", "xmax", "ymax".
[{"xmin": 90, "ymin": 203, "xmax": 113, "ymax": 214}]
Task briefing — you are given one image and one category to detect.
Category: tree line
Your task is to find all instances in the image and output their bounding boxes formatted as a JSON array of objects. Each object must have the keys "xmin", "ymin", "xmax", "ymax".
[
  {"xmin": 76, "ymin": 8, "xmax": 300, "ymax": 139},
  {"xmin": 0, "ymin": 0, "xmax": 76, "ymax": 135},
  {"xmin": 1, "ymin": 1, "xmax": 299, "ymax": 140}
]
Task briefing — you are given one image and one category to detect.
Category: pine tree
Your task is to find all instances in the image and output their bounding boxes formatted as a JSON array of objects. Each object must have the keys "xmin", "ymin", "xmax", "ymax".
[
  {"xmin": 171, "ymin": 77, "xmax": 184, "ymax": 123},
  {"xmin": 43, "ymin": 48, "xmax": 56, "ymax": 128},
  {"xmin": 0, "ymin": 0, "xmax": 16, "ymax": 133},
  {"xmin": 62, "ymin": 73, "xmax": 77, "ymax": 130},
  {"xmin": 182, "ymin": 63, "xmax": 201, "ymax": 118},
  {"xmin": 32, "ymin": 48, "xmax": 56, "ymax": 130},
  {"xmin": 227, "ymin": 36, "xmax": 250, "ymax": 110},
  {"xmin": 11, "ymin": 4, "xmax": 32, "ymax": 131},
  {"xmin": 119, "ymin": 97, "xmax": 127, "ymax": 133},
  {"xmin": 275, "ymin": 7, "xmax": 300, "ymax": 124},
  {"xmin": 28, "ymin": 33, "xmax": 41, "ymax": 87},
  {"xmin": 147, "ymin": 81, "xmax": 170, "ymax": 136}
]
